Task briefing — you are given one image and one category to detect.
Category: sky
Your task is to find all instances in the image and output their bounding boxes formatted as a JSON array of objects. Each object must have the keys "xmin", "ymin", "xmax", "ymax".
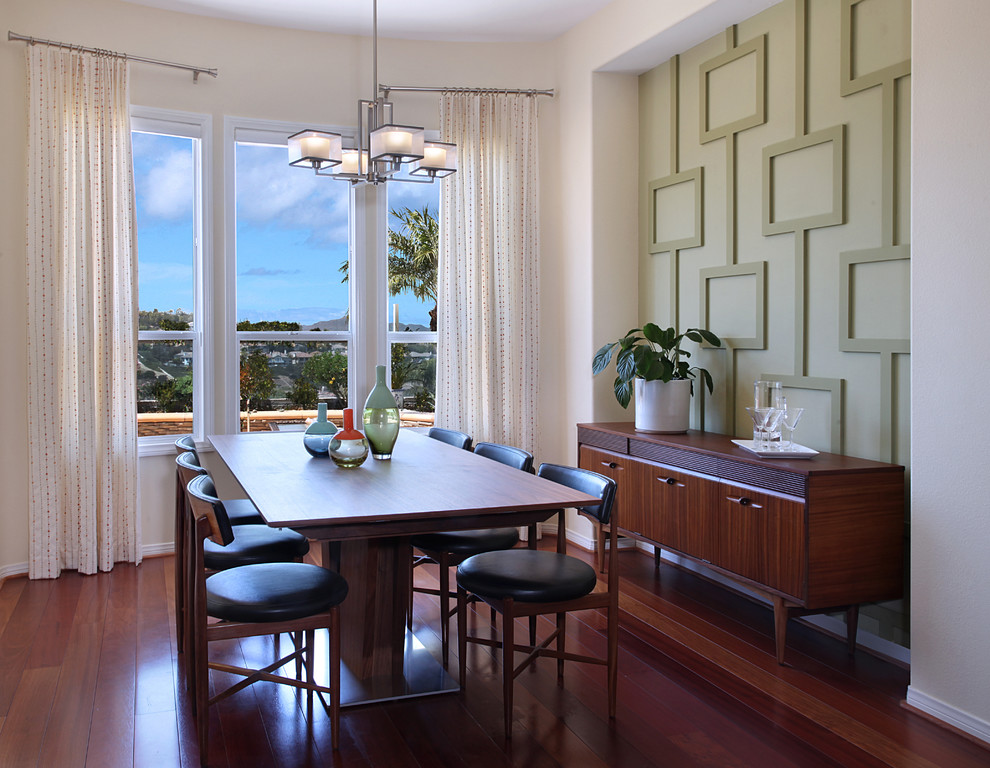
[{"xmin": 133, "ymin": 131, "xmax": 438, "ymax": 328}]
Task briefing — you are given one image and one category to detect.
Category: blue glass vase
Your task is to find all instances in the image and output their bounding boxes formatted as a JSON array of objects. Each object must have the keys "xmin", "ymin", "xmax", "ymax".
[{"xmin": 303, "ymin": 402, "xmax": 337, "ymax": 457}]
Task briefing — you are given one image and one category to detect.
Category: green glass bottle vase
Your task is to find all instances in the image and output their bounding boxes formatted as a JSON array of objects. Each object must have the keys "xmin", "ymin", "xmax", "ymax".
[
  {"xmin": 363, "ymin": 364, "xmax": 400, "ymax": 460},
  {"xmin": 303, "ymin": 402, "xmax": 337, "ymax": 457}
]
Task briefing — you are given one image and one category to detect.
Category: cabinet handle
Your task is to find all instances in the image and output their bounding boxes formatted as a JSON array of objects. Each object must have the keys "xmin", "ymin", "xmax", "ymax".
[
  {"xmin": 601, "ymin": 461, "xmax": 622, "ymax": 470},
  {"xmin": 726, "ymin": 495, "xmax": 763, "ymax": 509},
  {"xmin": 658, "ymin": 477, "xmax": 683, "ymax": 487}
]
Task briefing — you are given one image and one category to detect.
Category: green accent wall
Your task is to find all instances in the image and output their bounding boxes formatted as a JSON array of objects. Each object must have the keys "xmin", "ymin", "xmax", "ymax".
[{"xmin": 638, "ymin": 0, "xmax": 911, "ymax": 647}]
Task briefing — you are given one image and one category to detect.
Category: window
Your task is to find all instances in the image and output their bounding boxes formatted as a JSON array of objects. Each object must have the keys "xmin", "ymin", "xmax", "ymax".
[
  {"xmin": 132, "ymin": 108, "xmax": 210, "ymax": 450},
  {"xmin": 386, "ymin": 181, "xmax": 439, "ymax": 414},
  {"xmin": 231, "ymin": 124, "xmax": 353, "ymax": 432}
]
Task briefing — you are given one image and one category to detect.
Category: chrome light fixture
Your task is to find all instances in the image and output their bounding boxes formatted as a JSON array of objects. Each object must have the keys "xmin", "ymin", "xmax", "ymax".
[{"xmin": 288, "ymin": 0, "xmax": 456, "ymax": 185}]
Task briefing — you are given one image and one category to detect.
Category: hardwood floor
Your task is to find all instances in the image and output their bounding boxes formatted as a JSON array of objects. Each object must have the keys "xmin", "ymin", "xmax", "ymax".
[{"xmin": 0, "ymin": 542, "xmax": 987, "ymax": 767}]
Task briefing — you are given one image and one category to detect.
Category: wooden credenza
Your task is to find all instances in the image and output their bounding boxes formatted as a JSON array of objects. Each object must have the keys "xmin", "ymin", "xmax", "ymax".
[{"xmin": 577, "ymin": 423, "xmax": 905, "ymax": 663}]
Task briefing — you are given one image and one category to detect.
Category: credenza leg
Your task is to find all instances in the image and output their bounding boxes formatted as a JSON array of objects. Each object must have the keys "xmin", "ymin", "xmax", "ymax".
[
  {"xmin": 653, "ymin": 546, "xmax": 662, "ymax": 570},
  {"xmin": 772, "ymin": 596, "xmax": 788, "ymax": 665},
  {"xmin": 846, "ymin": 605, "xmax": 859, "ymax": 655}
]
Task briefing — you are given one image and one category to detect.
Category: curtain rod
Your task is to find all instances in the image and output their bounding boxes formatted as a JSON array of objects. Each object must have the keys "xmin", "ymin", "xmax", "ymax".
[
  {"xmin": 380, "ymin": 84, "xmax": 554, "ymax": 98},
  {"xmin": 7, "ymin": 31, "xmax": 218, "ymax": 83}
]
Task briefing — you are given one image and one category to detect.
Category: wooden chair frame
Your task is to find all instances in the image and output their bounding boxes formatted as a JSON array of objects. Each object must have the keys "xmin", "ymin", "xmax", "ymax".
[
  {"xmin": 186, "ymin": 494, "xmax": 342, "ymax": 758},
  {"xmin": 456, "ymin": 481, "xmax": 619, "ymax": 739}
]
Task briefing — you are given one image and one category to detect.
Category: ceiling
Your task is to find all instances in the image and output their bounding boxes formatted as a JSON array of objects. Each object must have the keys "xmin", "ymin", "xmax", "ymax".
[{"xmin": 119, "ymin": 0, "xmax": 617, "ymax": 42}]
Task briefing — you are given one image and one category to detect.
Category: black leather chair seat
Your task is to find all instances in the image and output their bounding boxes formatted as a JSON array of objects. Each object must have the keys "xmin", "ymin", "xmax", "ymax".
[
  {"xmin": 411, "ymin": 528, "xmax": 519, "ymax": 558},
  {"xmin": 206, "ymin": 562, "xmax": 349, "ymax": 623},
  {"xmin": 457, "ymin": 549, "xmax": 598, "ymax": 603},
  {"xmin": 222, "ymin": 498, "xmax": 265, "ymax": 526},
  {"xmin": 203, "ymin": 525, "xmax": 309, "ymax": 570}
]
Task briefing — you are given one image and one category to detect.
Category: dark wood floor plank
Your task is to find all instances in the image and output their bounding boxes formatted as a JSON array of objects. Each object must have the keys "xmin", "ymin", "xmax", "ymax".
[
  {"xmin": 0, "ymin": 578, "xmax": 27, "ymax": 637},
  {"xmin": 37, "ymin": 572, "xmax": 110, "ymax": 768},
  {"xmin": 87, "ymin": 565, "xmax": 138, "ymax": 768},
  {"xmin": 614, "ymin": 555, "xmax": 989, "ymax": 768},
  {"xmin": 0, "ymin": 666, "xmax": 60, "ymax": 765},
  {"xmin": 0, "ymin": 578, "xmax": 53, "ymax": 715},
  {"xmin": 25, "ymin": 568, "xmax": 83, "ymax": 669}
]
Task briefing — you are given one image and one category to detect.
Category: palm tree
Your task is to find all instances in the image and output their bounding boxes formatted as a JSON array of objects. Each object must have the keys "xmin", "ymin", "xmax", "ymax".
[{"xmin": 339, "ymin": 206, "xmax": 439, "ymax": 330}]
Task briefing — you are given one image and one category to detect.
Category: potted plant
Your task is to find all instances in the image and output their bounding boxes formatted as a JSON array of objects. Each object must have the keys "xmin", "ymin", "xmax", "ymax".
[{"xmin": 592, "ymin": 323, "xmax": 722, "ymax": 433}]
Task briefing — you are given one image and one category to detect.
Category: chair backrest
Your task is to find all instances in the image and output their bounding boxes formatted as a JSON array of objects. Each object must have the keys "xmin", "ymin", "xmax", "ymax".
[
  {"xmin": 175, "ymin": 435, "xmax": 198, "ymax": 459},
  {"xmin": 176, "ymin": 450, "xmax": 207, "ymax": 489},
  {"xmin": 473, "ymin": 442, "xmax": 534, "ymax": 473},
  {"xmin": 185, "ymin": 473, "xmax": 235, "ymax": 546},
  {"xmin": 536, "ymin": 463, "xmax": 617, "ymax": 527},
  {"xmin": 428, "ymin": 427, "xmax": 473, "ymax": 451}
]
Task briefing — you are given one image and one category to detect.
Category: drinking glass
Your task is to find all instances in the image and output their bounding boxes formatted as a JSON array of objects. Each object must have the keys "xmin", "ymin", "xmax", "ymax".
[
  {"xmin": 746, "ymin": 406, "xmax": 785, "ymax": 450},
  {"xmin": 780, "ymin": 407, "xmax": 805, "ymax": 449}
]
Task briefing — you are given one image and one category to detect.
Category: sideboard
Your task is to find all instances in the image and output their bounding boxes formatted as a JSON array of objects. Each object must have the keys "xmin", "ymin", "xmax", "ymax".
[{"xmin": 577, "ymin": 423, "xmax": 905, "ymax": 663}]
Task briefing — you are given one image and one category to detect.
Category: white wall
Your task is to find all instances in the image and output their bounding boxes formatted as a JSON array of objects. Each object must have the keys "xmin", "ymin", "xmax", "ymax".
[{"xmin": 906, "ymin": 0, "xmax": 990, "ymax": 742}]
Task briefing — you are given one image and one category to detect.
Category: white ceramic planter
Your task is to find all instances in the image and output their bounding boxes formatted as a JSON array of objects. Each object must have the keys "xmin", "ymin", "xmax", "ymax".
[{"xmin": 634, "ymin": 378, "xmax": 692, "ymax": 433}]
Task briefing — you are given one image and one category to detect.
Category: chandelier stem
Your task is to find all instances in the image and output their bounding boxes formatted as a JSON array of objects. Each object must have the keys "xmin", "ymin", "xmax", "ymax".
[{"xmin": 372, "ymin": 0, "xmax": 379, "ymax": 101}]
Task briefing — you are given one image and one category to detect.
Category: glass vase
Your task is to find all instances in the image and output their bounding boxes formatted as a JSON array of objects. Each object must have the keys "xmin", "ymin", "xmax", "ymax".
[
  {"xmin": 363, "ymin": 364, "xmax": 400, "ymax": 460},
  {"xmin": 302, "ymin": 402, "xmax": 337, "ymax": 457},
  {"xmin": 329, "ymin": 408, "xmax": 369, "ymax": 469}
]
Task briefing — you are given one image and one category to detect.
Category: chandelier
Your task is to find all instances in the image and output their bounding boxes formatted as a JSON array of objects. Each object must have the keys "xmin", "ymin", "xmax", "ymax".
[{"xmin": 287, "ymin": 0, "xmax": 457, "ymax": 184}]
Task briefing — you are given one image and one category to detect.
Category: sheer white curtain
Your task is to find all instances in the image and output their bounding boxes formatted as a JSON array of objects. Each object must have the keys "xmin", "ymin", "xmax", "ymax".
[
  {"xmin": 435, "ymin": 92, "xmax": 541, "ymax": 453},
  {"xmin": 25, "ymin": 46, "xmax": 140, "ymax": 578}
]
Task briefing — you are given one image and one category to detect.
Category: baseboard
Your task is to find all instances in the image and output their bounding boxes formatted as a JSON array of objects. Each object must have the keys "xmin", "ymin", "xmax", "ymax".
[
  {"xmin": 906, "ymin": 686, "xmax": 990, "ymax": 746},
  {"xmin": 0, "ymin": 562, "xmax": 29, "ymax": 581},
  {"xmin": 143, "ymin": 542, "xmax": 175, "ymax": 557}
]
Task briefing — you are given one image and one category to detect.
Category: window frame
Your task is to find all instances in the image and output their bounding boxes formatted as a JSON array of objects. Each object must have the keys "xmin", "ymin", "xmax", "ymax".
[
  {"xmin": 225, "ymin": 118, "xmax": 373, "ymax": 431},
  {"xmin": 131, "ymin": 106, "xmax": 213, "ymax": 456}
]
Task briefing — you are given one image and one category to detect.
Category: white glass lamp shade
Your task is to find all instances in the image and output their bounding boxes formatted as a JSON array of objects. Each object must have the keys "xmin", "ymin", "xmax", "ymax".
[
  {"xmin": 325, "ymin": 148, "xmax": 369, "ymax": 179},
  {"xmin": 409, "ymin": 141, "xmax": 458, "ymax": 178},
  {"xmin": 288, "ymin": 130, "xmax": 342, "ymax": 170},
  {"xmin": 369, "ymin": 124, "xmax": 425, "ymax": 163}
]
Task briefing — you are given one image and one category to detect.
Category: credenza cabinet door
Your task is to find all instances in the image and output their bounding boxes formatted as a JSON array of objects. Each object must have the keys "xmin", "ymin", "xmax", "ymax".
[
  {"xmin": 642, "ymin": 464, "xmax": 719, "ymax": 564},
  {"xmin": 718, "ymin": 483, "xmax": 806, "ymax": 598},
  {"xmin": 578, "ymin": 446, "xmax": 652, "ymax": 539}
]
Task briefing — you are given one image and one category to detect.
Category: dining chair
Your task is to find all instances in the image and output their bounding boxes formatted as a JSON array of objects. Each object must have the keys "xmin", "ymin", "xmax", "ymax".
[
  {"xmin": 455, "ymin": 462, "xmax": 618, "ymax": 739},
  {"xmin": 184, "ymin": 473, "xmax": 348, "ymax": 759},
  {"xmin": 427, "ymin": 426, "xmax": 473, "ymax": 451},
  {"xmin": 409, "ymin": 441, "xmax": 534, "ymax": 666},
  {"xmin": 174, "ymin": 451, "xmax": 306, "ymax": 660}
]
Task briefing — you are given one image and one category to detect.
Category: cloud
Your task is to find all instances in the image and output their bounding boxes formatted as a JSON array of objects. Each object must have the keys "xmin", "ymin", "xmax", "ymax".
[
  {"xmin": 240, "ymin": 267, "xmax": 302, "ymax": 277},
  {"xmin": 141, "ymin": 149, "xmax": 194, "ymax": 221},
  {"xmin": 236, "ymin": 145, "xmax": 350, "ymax": 246}
]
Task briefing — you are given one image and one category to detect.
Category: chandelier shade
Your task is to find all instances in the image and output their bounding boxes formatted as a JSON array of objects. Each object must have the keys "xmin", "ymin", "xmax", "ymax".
[
  {"xmin": 370, "ymin": 124, "xmax": 425, "ymax": 164},
  {"xmin": 288, "ymin": 130, "xmax": 342, "ymax": 171},
  {"xmin": 410, "ymin": 141, "xmax": 458, "ymax": 178}
]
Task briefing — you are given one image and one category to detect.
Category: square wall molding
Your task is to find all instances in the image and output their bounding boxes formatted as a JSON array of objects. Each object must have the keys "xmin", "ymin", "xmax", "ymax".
[
  {"xmin": 763, "ymin": 125, "xmax": 846, "ymax": 236},
  {"xmin": 701, "ymin": 261, "xmax": 766, "ymax": 349},
  {"xmin": 700, "ymin": 35, "xmax": 767, "ymax": 144},
  {"xmin": 649, "ymin": 167, "xmax": 704, "ymax": 253}
]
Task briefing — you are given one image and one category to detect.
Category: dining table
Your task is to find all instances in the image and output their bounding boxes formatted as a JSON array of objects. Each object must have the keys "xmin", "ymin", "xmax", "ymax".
[{"xmin": 208, "ymin": 427, "xmax": 599, "ymax": 706}]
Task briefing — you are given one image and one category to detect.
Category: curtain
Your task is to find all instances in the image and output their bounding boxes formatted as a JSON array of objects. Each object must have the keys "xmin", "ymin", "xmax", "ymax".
[
  {"xmin": 435, "ymin": 92, "xmax": 540, "ymax": 454},
  {"xmin": 26, "ymin": 46, "xmax": 140, "ymax": 578}
]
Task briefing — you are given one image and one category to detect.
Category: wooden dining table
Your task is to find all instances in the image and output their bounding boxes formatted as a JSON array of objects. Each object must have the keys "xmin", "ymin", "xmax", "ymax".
[{"xmin": 208, "ymin": 428, "xmax": 598, "ymax": 706}]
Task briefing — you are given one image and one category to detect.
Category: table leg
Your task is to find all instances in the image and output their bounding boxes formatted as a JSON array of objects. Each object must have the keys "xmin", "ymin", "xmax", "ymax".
[
  {"xmin": 331, "ymin": 536, "xmax": 458, "ymax": 706},
  {"xmin": 338, "ymin": 537, "xmax": 410, "ymax": 680}
]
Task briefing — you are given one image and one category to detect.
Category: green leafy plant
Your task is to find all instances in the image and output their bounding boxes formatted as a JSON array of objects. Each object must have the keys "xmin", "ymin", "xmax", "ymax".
[{"xmin": 592, "ymin": 323, "xmax": 722, "ymax": 408}]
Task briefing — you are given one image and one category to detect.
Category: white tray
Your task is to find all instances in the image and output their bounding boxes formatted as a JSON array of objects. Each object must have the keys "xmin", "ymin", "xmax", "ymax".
[{"xmin": 731, "ymin": 439, "xmax": 819, "ymax": 459}]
